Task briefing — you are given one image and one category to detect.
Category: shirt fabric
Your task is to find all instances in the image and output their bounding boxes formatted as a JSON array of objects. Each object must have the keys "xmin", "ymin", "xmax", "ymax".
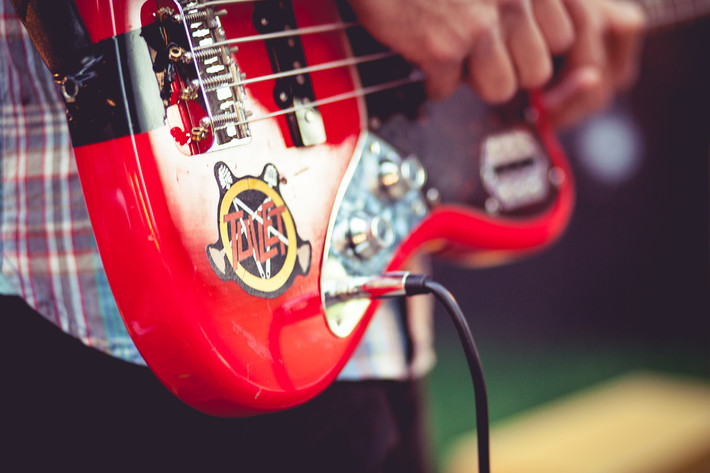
[{"xmin": 0, "ymin": 0, "xmax": 434, "ymax": 380}]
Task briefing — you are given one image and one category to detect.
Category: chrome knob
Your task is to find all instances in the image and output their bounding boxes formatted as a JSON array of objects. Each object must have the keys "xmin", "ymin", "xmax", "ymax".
[
  {"xmin": 348, "ymin": 214, "xmax": 395, "ymax": 259},
  {"xmin": 378, "ymin": 155, "xmax": 427, "ymax": 200},
  {"xmin": 401, "ymin": 155, "xmax": 427, "ymax": 191}
]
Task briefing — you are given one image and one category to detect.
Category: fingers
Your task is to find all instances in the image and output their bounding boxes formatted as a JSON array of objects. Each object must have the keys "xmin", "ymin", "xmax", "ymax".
[
  {"xmin": 424, "ymin": 60, "xmax": 466, "ymax": 100},
  {"xmin": 531, "ymin": 0, "xmax": 575, "ymax": 54},
  {"xmin": 541, "ymin": 0, "xmax": 605, "ymax": 127},
  {"xmin": 542, "ymin": 65, "xmax": 603, "ymax": 127},
  {"xmin": 466, "ymin": 0, "xmax": 574, "ymax": 103},
  {"xmin": 562, "ymin": 0, "xmax": 606, "ymax": 70},
  {"xmin": 465, "ymin": 26, "xmax": 517, "ymax": 103},
  {"xmin": 601, "ymin": 0, "xmax": 647, "ymax": 89},
  {"xmin": 420, "ymin": 30, "xmax": 473, "ymax": 99},
  {"xmin": 501, "ymin": 0, "xmax": 553, "ymax": 88},
  {"xmin": 349, "ymin": 0, "xmax": 582, "ymax": 104},
  {"xmin": 542, "ymin": 0, "xmax": 647, "ymax": 128}
]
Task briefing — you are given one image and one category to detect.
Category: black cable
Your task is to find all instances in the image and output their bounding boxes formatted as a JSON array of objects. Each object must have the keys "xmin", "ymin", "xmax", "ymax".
[{"xmin": 405, "ymin": 275, "xmax": 490, "ymax": 473}]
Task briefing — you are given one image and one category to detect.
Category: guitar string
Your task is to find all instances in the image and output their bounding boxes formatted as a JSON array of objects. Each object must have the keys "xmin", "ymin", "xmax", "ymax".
[
  {"xmin": 197, "ymin": 0, "xmax": 710, "ymax": 29},
  {"xmin": 185, "ymin": 0, "xmax": 710, "ymax": 91},
  {"xmin": 205, "ymin": 51, "xmax": 398, "ymax": 90},
  {"xmin": 194, "ymin": 32, "xmax": 421, "ymax": 127},
  {"xmin": 224, "ymin": 73, "xmax": 425, "ymax": 128},
  {"xmin": 187, "ymin": 0, "xmax": 710, "ymax": 48},
  {"xmin": 186, "ymin": 0, "xmax": 269, "ymax": 10},
  {"xmin": 176, "ymin": 0, "xmax": 425, "ymax": 128},
  {"xmin": 192, "ymin": 0, "xmax": 710, "ymax": 24},
  {"xmin": 180, "ymin": 0, "xmax": 407, "ymax": 90},
  {"xmin": 192, "ymin": 21, "xmax": 358, "ymax": 51}
]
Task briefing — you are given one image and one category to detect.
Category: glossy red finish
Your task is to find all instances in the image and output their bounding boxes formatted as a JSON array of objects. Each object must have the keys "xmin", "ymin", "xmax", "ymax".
[
  {"xmin": 74, "ymin": 0, "xmax": 364, "ymax": 415},
  {"xmin": 69, "ymin": 0, "xmax": 574, "ymax": 416}
]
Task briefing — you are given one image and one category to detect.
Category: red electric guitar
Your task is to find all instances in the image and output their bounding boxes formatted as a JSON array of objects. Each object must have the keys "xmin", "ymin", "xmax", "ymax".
[{"xmin": 19, "ymin": 0, "xmax": 574, "ymax": 416}]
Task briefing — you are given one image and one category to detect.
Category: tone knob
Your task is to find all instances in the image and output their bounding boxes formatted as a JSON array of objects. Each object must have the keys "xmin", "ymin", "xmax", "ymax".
[
  {"xmin": 348, "ymin": 214, "xmax": 395, "ymax": 259},
  {"xmin": 378, "ymin": 155, "xmax": 427, "ymax": 200}
]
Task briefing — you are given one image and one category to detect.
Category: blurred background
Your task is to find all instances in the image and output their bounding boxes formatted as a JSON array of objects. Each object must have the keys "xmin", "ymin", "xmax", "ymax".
[{"xmin": 427, "ymin": 14, "xmax": 710, "ymax": 473}]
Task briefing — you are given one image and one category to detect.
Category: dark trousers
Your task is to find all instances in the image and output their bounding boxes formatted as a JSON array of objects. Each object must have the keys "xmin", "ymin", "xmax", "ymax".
[{"xmin": 1, "ymin": 295, "xmax": 432, "ymax": 472}]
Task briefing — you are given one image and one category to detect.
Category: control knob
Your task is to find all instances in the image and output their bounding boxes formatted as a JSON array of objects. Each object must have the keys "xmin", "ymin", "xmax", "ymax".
[
  {"xmin": 347, "ymin": 213, "xmax": 395, "ymax": 259},
  {"xmin": 378, "ymin": 155, "xmax": 427, "ymax": 200}
]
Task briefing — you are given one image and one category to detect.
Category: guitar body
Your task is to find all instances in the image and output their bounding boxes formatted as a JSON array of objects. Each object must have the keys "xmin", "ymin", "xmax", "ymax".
[{"xmin": 19, "ymin": 0, "xmax": 573, "ymax": 416}]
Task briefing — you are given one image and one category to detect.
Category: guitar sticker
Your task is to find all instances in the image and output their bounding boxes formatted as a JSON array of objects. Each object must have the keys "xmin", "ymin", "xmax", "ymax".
[{"xmin": 207, "ymin": 163, "xmax": 311, "ymax": 298}]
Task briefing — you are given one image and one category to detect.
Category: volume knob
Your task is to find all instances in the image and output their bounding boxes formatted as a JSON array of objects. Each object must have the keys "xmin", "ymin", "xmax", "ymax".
[
  {"xmin": 378, "ymin": 155, "xmax": 427, "ymax": 200},
  {"xmin": 348, "ymin": 214, "xmax": 395, "ymax": 259}
]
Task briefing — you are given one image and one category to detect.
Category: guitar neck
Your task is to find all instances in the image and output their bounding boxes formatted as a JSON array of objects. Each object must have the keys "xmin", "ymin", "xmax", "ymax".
[{"xmin": 639, "ymin": 0, "xmax": 710, "ymax": 29}]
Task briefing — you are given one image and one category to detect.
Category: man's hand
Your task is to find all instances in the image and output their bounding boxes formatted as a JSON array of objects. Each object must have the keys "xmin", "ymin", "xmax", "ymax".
[
  {"xmin": 349, "ymin": 0, "xmax": 646, "ymax": 129},
  {"xmin": 542, "ymin": 0, "xmax": 646, "ymax": 128},
  {"xmin": 349, "ymin": 0, "xmax": 575, "ymax": 102}
]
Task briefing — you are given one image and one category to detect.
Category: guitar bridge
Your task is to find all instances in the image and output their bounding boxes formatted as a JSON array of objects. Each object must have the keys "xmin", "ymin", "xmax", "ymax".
[{"xmin": 144, "ymin": 1, "xmax": 252, "ymax": 155}]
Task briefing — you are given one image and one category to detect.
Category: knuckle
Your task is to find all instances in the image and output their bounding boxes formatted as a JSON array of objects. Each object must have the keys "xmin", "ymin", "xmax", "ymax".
[
  {"xmin": 624, "ymin": 3, "xmax": 648, "ymax": 31},
  {"xmin": 547, "ymin": 20, "xmax": 575, "ymax": 53},
  {"xmin": 468, "ymin": 10, "xmax": 498, "ymax": 42},
  {"xmin": 469, "ymin": 23, "xmax": 498, "ymax": 60},
  {"xmin": 427, "ymin": 43, "xmax": 461, "ymax": 65},
  {"xmin": 426, "ymin": 38, "xmax": 465, "ymax": 66}
]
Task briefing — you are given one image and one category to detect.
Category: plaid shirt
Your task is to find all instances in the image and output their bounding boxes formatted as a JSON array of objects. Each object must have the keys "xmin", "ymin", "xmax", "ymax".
[{"xmin": 0, "ymin": 0, "xmax": 434, "ymax": 379}]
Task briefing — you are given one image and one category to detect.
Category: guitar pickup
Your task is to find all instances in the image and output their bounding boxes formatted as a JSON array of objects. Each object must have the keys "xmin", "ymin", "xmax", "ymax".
[
  {"xmin": 480, "ymin": 129, "xmax": 551, "ymax": 213},
  {"xmin": 255, "ymin": 0, "xmax": 326, "ymax": 147}
]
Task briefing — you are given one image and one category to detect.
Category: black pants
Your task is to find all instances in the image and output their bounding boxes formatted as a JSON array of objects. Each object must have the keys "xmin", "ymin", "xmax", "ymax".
[{"xmin": 1, "ymin": 295, "xmax": 432, "ymax": 472}]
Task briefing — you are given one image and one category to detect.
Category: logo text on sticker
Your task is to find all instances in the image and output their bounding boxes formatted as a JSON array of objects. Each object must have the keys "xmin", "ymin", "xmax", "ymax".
[{"xmin": 206, "ymin": 163, "xmax": 311, "ymax": 298}]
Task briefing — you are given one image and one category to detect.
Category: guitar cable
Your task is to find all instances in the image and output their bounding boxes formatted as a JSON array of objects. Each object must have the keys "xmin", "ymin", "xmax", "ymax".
[
  {"xmin": 326, "ymin": 272, "xmax": 490, "ymax": 473},
  {"xmin": 404, "ymin": 274, "xmax": 491, "ymax": 473}
]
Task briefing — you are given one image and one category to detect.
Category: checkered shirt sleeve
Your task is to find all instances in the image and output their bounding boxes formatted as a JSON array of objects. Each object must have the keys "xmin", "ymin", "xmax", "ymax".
[{"xmin": 0, "ymin": 1, "xmax": 144, "ymax": 364}]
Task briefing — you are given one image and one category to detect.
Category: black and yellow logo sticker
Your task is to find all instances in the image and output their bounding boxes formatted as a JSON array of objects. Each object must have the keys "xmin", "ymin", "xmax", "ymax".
[{"xmin": 206, "ymin": 163, "xmax": 311, "ymax": 298}]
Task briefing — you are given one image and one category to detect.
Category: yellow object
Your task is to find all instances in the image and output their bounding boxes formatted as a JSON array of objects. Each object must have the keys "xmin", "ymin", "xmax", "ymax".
[{"xmin": 445, "ymin": 372, "xmax": 710, "ymax": 473}]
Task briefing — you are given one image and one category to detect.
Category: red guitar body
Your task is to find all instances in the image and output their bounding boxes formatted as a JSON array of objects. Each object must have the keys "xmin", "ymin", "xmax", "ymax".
[{"xmin": 23, "ymin": 0, "xmax": 574, "ymax": 416}]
